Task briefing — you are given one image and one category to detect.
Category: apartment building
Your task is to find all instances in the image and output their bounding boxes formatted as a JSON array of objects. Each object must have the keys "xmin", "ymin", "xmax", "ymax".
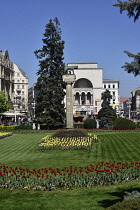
[{"xmin": 13, "ymin": 63, "xmax": 28, "ymax": 113}]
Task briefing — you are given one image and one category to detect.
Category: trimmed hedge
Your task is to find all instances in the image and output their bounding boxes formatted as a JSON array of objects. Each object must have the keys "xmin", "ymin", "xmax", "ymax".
[
  {"xmin": 83, "ymin": 118, "xmax": 97, "ymax": 129},
  {"xmin": 114, "ymin": 118, "xmax": 136, "ymax": 130},
  {"xmin": 106, "ymin": 197, "xmax": 140, "ymax": 210}
]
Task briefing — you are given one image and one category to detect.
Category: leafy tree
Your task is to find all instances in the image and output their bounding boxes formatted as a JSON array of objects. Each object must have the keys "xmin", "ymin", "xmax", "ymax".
[
  {"xmin": 99, "ymin": 89, "xmax": 114, "ymax": 128},
  {"xmin": 113, "ymin": 0, "xmax": 140, "ymax": 76},
  {"xmin": 34, "ymin": 17, "xmax": 66, "ymax": 128},
  {"xmin": 0, "ymin": 91, "xmax": 9, "ymax": 113}
]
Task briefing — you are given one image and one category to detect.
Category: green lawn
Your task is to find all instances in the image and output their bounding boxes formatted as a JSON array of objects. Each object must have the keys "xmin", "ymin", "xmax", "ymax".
[
  {"xmin": 0, "ymin": 130, "xmax": 140, "ymax": 209},
  {"xmin": 0, "ymin": 131, "xmax": 139, "ymax": 169}
]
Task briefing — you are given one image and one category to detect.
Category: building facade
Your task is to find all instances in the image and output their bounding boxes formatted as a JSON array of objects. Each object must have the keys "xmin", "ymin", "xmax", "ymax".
[
  {"xmin": 67, "ymin": 63, "xmax": 119, "ymax": 116},
  {"xmin": 0, "ymin": 50, "xmax": 14, "ymax": 101},
  {"xmin": 103, "ymin": 79, "xmax": 119, "ymax": 109},
  {"xmin": 13, "ymin": 63, "xmax": 28, "ymax": 113},
  {"xmin": 131, "ymin": 87, "xmax": 140, "ymax": 112}
]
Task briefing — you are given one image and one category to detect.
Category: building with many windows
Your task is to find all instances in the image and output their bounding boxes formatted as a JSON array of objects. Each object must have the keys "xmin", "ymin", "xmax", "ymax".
[
  {"xmin": 67, "ymin": 63, "xmax": 119, "ymax": 116},
  {"xmin": 13, "ymin": 63, "xmax": 28, "ymax": 113},
  {"xmin": 103, "ymin": 79, "xmax": 119, "ymax": 109}
]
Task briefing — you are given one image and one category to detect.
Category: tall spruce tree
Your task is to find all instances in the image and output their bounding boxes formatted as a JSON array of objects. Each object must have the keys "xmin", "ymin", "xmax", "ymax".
[
  {"xmin": 113, "ymin": 0, "xmax": 140, "ymax": 76},
  {"xmin": 100, "ymin": 89, "xmax": 114, "ymax": 128},
  {"xmin": 34, "ymin": 17, "xmax": 66, "ymax": 128}
]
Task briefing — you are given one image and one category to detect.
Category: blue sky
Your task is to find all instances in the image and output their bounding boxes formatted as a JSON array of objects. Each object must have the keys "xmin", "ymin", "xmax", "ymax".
[{"xmin": 0, "ymin": 0, "xmax": 139, "ymax": 97}]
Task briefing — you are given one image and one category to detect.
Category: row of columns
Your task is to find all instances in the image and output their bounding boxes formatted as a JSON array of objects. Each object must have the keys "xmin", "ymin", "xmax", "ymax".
[{"xmin": 74, "ymin": 93, "xmax": 93, "ymax": 105}]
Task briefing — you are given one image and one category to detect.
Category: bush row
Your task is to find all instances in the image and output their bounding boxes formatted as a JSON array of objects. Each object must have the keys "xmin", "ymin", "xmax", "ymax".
[{"xmin": 107, "ymin": 197, "xmax": 140, "ymax": 210}]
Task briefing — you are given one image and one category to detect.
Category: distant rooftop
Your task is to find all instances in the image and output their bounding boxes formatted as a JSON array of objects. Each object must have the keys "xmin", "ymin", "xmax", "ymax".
[{"xmin": 120, "ymin": 97, "xmax": 131, "ymax": 102}]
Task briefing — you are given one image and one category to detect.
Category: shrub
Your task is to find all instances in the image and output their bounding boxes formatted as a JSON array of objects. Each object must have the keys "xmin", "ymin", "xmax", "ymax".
[
  {"xmin": 83, "ymin": 118, "xmax": 97, "ymax": 129},
  {"xmin": 114, "ymin": 118, "xmax": 136, "ymax": 130},
  {"xmin": 106, "ymin": 197, "xmax": 140, "ymax": 210},
  {"xmin": 14, "ymin": 123, "xmax": 32, "ymax": 130}
]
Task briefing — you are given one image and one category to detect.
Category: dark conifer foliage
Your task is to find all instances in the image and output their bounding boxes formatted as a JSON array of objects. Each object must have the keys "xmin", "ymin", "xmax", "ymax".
[
  {"xmin": 113, "ymin": 0, "xmax": 140, "ymax": 22},
  {"xmin": 113, "ymin": 0, "xmax": 140, "ymax": 76},
  {"xmin": 34, "ymin": 17, "xmax": 66, "ymax": 128}
]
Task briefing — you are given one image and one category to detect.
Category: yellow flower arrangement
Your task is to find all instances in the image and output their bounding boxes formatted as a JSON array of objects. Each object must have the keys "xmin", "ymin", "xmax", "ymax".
[{"xmin": 39, "ymin": 134, "xmax": 98, "ymax": 150}]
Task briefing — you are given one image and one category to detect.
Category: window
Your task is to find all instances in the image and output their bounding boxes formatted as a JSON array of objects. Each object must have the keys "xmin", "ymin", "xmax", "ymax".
[
  {"xmin": 113, "ymin": 99, "xmax": 115, "ymax": 104},
  {"xmin": 108, "ymin": 85, "xmax": 110, "ymax": 88},
  {"xmin": 17, "ymin": 80, "xmax": 20, "ymax": 83},
  {"xmin": 22, "ymin": 80, "xmax": 24, "ymax": 83},
  {"xmin": 104, "ymin": 85, "xmax": 106, "ymax": 89},
  {"xmin": 113, "ymin": 84, "xmax": 115, "ymax": 88},
  {"xmin": 22, "ymin": 91, "xmax": 24, "ymax": 95},
  {"xmin": 113, "ymin": 92, "xmax": 115, "ymax": 96},
  {"xmin": 22, "ymin": 85, "xmax": 24, "ymax": 89},
  {"xmin": 17, "ymin": 85, "xmax": 20, "ymax": 89},
  {"xmin": 17, "ymin": 73, "xmax": 20, "ymax": 77}
]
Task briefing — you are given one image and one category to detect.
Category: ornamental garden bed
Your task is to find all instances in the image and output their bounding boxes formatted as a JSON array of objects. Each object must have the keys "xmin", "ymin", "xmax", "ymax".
[
  {"xmin": 0, "ymin": 132, "xmax": 13, "ymax": 139},
  {"xmin": 39, "ymin": 129, "xmax": 98, "ymax": 150},
  {"xmin": 0, "ymin": 161, "xmax": 140, "ymax": 191}
]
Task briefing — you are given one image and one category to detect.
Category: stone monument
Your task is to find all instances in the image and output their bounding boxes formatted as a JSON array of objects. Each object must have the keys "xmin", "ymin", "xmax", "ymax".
[{"xmin": 63, "ymin": 66, "xmax": 77, "ymax": 129}]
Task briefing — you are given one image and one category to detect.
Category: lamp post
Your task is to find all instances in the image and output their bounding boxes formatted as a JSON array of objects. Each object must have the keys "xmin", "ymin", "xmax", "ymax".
[
  {"xmin": 127, "ymin": 101, "xmax": 132, "ymax": 120},
  {"xmin": 31, "ymin": 100, "xmax": 36, "ymax": 119},
  {"xmin": 13, "ymin": 95, "xmax": 18, "ymax": 124}
]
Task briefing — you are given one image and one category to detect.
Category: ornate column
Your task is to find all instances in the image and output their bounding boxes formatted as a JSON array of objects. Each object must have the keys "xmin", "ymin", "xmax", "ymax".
[
  {"xmin": 63, "ymin": 65, "xmax": 77, "ymax": 129},
  {"xmin": 63, "ymin": 74, "xmax": 76, "ymax": 128}
]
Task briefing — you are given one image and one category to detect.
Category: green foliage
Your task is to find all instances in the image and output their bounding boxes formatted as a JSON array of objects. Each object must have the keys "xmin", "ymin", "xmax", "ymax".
[
  {"xmin": 106, "ymin": 197, "xmax": 140, "ymax": 210},
  {"xmin": 114, "ymin": 117, "xmax": 136, "ymax": 129},
  {"xmin": 83, "ymin": 118, "xmax": 97, "ymax": 129},
  {"xmin": 52, "ymin": 129, "xmax": 88, "ymax": 138},
  {"xmin": 14, "ymin": 123, "xmax": 32, "ymax": 130},
  {"xmin": 113, "ymin": 0, "xmax": 140, "ymax": 22},
  {"xmin": 113, "ymin": 1, "xmax": 140, "ymax": 76},
  {"xmin": 98, "ymin": 107, "xmax": 117, "ymax": 121},
  {"xmin": 34, "ymin": 17, "xmax": 66, "ymax": 129},
  {"xmin": 122, "ymin": 51, "xmax": 140, "ymax": 76},
  {"xmin": 100, "ymin": 89, "xmax": 114, "ymax": 128},
  {"xmin": 0, "ymin": 91, "xmax": 9, "ymax": 113}
]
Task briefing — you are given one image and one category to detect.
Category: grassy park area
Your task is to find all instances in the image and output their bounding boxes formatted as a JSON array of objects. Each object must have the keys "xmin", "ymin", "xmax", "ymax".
[{"xmin": 0, "ymin": 130, "xmax": 140, "ymax": 209}]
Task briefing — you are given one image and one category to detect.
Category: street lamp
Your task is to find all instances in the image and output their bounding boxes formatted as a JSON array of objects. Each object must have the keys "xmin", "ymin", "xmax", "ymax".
[
  {"xmin": 13, "ymin": 95, "xmax": 18, "ymax": 124},
  {"xmin": 126, "ymin": 101, "xmax": 132, "ymax": 120},
  {"xmin": 31, "ymin": 100, "xmax": 36, "ymax": 119}
]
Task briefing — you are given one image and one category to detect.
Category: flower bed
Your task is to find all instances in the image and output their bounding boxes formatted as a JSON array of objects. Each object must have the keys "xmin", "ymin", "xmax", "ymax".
[
  {"xmin": 0, "ymin": 125, "xmax": 18, "ymax": 131},
  {"xmin": 0, "ymin": 132, "xmax": 13, "ymax": 139},
  {"xmin": 0, "ymin": 161, "xmax": 140, "ymax": 191},
  {"xmin": 39, "ymin": 134, "xmax": 98, "ymax": 150}
]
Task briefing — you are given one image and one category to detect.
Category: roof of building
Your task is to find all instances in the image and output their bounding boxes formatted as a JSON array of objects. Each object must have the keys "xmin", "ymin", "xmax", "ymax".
[
  {"xmin": 120, "ymin": 97, "xmax": 131, "ymax": 102},
  {"xmin": 103, "ymin": 78, "xmax": 119, "ymax": 83},
  {"xmin": 14, "ymin": 63, "xmax": 28, "ymax": 78},
  {"xmin": 18, "ymin": 65, "xmax": 27, "ymax": 77}
]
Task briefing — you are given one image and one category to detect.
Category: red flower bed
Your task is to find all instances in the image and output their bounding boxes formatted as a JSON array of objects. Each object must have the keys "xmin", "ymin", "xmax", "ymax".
[{"xmin": 0, "ymin": 161, "xmax": 140, "ymax": 190}]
